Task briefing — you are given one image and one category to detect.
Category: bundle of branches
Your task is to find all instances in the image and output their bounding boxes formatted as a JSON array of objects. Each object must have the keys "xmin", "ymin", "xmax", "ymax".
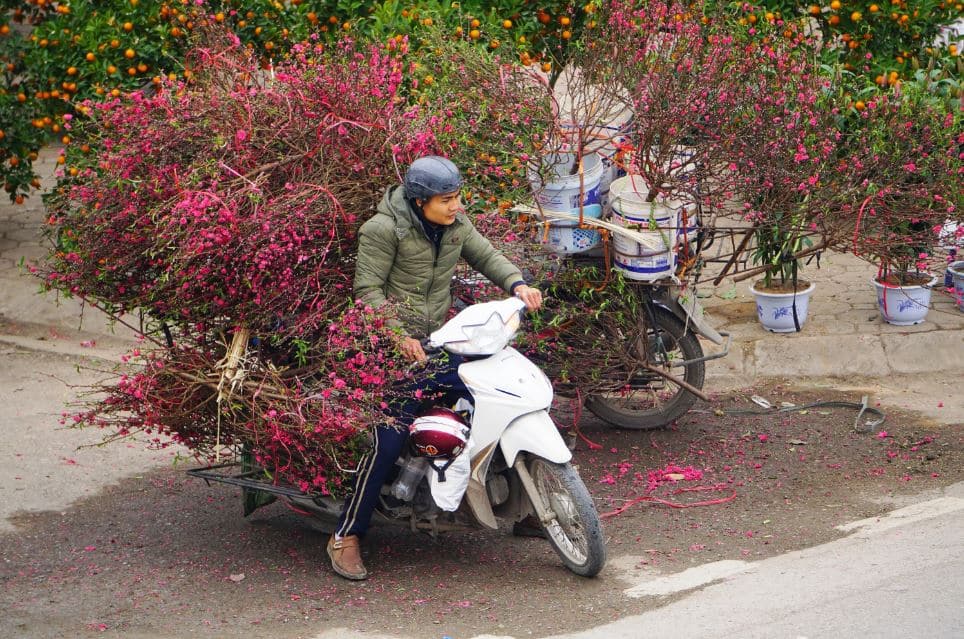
[
  {"xmin": 39, "ymin": 30, "xmax": 554, "ymax": 493},
  {"xmin": 516, "ymin": 265, "xmax": 649, "ymax": 397}
]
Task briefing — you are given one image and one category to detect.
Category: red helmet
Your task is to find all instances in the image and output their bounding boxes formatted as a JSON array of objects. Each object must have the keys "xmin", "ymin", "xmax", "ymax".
[{"xmin": 409, "ymin": 407, "xmax": 470, "ymax": 459}]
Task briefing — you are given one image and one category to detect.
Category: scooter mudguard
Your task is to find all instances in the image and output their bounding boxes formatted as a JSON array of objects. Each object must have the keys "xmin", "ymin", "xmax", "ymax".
[
  {"xmin": 665, "ymin": 284, "xmax": 724, "ymax": 345},
  {"xmin": 500, "ymin": 410, "xmax": 571, "ymax": 467},
  {"xmin": 463, "ymin": 410, "xmax": 571, "ymax": 530}
]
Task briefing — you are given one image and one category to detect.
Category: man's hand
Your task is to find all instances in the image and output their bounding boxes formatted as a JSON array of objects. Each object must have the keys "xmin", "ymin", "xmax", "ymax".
[
  {"xmin": 514, "ymin": 285, "xmax": 543, "ymax": 311},
  {"xmin": 397, "ymin": 336, "xmax": 428, "ymax": 364}
]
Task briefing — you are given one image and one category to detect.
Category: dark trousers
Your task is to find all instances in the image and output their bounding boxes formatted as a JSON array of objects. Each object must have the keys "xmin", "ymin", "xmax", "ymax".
[{"xmin": 335, "ymin": 354, "xmax": 468, "ymax": 538}]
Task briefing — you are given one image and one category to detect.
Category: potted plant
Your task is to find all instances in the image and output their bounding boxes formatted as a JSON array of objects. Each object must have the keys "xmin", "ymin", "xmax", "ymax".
[
  {"xmin": 723, "ymin": 26, "xmax": 838, "ymax": 332},
  {"xmin": 832, "ymin": 79, "xmax": 963, "ymax": 325}
]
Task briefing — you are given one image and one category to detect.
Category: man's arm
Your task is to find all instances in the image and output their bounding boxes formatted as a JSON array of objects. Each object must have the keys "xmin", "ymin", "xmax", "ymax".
[
  {"xmin": 460, "ymin": 222, "xmax": 525, "ymax": 293},
  {"xmin": 460, "ymin": 221, "xmax": 542, "ymax": 310},
  {"xmin": 354, "ymin": 215, "xmax": 426, "ymax": 362}
]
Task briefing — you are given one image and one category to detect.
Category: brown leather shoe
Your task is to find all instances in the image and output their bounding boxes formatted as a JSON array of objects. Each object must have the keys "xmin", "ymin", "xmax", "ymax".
[{"xmin": 327, "ymin": 535, "xmax": 368, "ymax": 580}]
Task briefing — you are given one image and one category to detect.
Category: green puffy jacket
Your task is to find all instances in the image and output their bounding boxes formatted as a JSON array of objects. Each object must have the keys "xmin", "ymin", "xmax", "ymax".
[{"xmin": 354, "ymin": 185, "xmax": 524, "ymax": 337}]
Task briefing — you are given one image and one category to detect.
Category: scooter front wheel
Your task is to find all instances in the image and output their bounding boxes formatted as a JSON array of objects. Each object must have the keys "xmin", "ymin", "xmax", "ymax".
[{"xmin": 525, "ymin": 456, "xmax": 606, "ymax": 577}]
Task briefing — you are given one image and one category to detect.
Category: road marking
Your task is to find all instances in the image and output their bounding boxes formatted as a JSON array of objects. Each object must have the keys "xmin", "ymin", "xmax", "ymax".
[
  {"xmin": 835, "ymin": 496, "xmax": 964, "ymax": 535},
  {"xmin": 623, "ymin": 559, "xmax": 755, "ymax": 598}
]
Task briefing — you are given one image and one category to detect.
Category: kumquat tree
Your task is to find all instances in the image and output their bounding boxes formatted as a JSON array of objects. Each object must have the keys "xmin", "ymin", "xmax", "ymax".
[{"xmin": 0, "ymin": 0, "xmax": 596, "ymax": 201}]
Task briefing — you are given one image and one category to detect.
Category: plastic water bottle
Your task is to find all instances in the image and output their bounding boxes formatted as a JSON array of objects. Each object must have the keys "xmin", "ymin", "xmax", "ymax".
[{"xmin": 391, "ymin": 456, "xmax": 429, "ymax": 501}]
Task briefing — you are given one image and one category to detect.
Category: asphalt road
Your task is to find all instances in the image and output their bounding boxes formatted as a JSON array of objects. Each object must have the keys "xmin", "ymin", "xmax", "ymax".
[{"xmin": 552, "ymin": 482, "xmax": 964, "ymax": 639}]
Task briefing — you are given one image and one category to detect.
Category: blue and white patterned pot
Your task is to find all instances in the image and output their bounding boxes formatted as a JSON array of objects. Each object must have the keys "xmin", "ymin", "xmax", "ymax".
[
  {"xmin": 872, "ymin": 275, "xmax": 937, "ymax": 326},
  {"xmin": 948, "ymin": 261, "xmax": 964, "ymax": 312},
  {"xmin": 749, "ymin": 282, "xmax": 816, "ymax": 333}
]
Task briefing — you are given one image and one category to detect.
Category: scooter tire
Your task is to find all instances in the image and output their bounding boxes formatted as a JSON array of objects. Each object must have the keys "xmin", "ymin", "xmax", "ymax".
[{"xmin": 525, "ymin": 456, "xmax": 606, "ymax": 577}]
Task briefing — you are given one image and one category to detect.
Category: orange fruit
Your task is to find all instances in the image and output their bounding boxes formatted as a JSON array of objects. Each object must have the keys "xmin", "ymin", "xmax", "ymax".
[
  {"xmin": 85, "ymin": 52, "xmax": 95, "ymax": 62},
  {"xmin": 123, "ymin": 21, "xmax": 133, "ymax": 31},
  {"xmin": 503, "ymin": 19, "xmax": 512, "ymax": 28},
  {"xmin": 66, "ymin": 66, "xmax": 77, "ymax": 75},
  {"xmin": 124, "ymin": 48, "xmax": 135, "ymax": 59},
  {"xmin": 855, "ymin": 100, "xmax": 866, "ymax": 111},
  {"xmin": 469, "ymin": 29, "xmax": 480, "ymax": 39}
]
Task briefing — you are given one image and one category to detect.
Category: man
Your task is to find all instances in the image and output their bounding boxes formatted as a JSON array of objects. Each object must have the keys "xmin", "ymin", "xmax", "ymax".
[{"xmin": 328, "ymin": 156, "xmax": 542, "ymax": 580}]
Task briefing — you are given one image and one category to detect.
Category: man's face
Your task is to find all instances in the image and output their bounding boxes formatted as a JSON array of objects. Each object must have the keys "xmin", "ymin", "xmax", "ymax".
[{"xmin": 419, "ymin": 191, "xmax": 463, "ymax": 226}]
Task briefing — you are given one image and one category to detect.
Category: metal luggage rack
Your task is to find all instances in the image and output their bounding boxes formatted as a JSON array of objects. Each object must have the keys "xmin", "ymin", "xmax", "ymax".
[{"xmin": 187, "ymin": 461, "xmax": 311, "ymax": 498}]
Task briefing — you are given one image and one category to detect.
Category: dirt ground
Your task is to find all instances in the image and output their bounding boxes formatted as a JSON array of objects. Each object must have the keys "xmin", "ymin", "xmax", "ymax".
[{"xmin": 1, "ymin": 377, "xmax": 961, "ymax": 639}]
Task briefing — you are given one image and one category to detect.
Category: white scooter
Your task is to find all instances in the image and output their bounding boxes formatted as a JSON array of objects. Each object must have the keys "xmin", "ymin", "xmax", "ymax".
[{"xmin": 190, "ymin": 297, "xmax": 606, "ymax": 577}]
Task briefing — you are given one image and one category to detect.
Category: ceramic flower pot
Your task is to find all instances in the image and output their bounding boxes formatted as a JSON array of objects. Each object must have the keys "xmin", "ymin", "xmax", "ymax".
[
  {"xmin": 872, "ymin": 275, "xmax": 938, "ymax": 325},
  {"xmin": 749, "ymin": 281, "xmax": 816, "ymax": 333},
  {"xmin": 947, "ymin": 261, "xmax": 964, "ymax": 312}
]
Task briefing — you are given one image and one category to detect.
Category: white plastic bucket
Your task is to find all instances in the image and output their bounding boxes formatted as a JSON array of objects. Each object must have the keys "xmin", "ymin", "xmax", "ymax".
[
  {"xmin": 608, "ymin": 175, "xmax": 685, "ymax": 222},
  {"xmin": 610, "ymin": 210, "xmax": 677, "ymax": 281},
  {"xmin": 613, "ymin": 245, "xmax": 677, "ymax": 281},
  {"xmin": 541, "ymin": 204, "xmax": 603, "ymax": 255},
  {"xmin": 597, "ymin": 130, "xmax": 631, "ymax": 213},
  {"xmin": 529, "ymin": 152, "xmax": 603, "ymax": 211},
  {"xmin": 663, "ymin": 145, "xmax": 698, "ymax": 178}
]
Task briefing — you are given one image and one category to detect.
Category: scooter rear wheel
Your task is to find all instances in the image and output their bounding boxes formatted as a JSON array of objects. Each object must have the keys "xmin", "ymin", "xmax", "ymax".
[{"xmin": 526, "ymin": 456, "xmax": 606, "ymax": 577}]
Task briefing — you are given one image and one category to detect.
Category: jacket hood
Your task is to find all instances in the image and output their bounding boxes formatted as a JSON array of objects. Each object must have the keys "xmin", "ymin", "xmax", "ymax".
[{"xmin": 376, "ymin": 185, "xmax": 417, "ymax": 228}]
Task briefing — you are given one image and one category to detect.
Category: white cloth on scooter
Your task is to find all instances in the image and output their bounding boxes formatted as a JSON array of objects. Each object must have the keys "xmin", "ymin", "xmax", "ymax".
[{"xmin": 427, "ymin": 435, "xmax": 473, "ymax": 511}]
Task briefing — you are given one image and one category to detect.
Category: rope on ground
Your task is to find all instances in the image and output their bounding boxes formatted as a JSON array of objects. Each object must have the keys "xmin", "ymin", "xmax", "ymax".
[
  {"xmin": 600, "ymin": 485, "xmax": 738, "ymax": 519},
  {"xmin": 709, "ymin": 396, "xmax": 885, "ymax": 433}
]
